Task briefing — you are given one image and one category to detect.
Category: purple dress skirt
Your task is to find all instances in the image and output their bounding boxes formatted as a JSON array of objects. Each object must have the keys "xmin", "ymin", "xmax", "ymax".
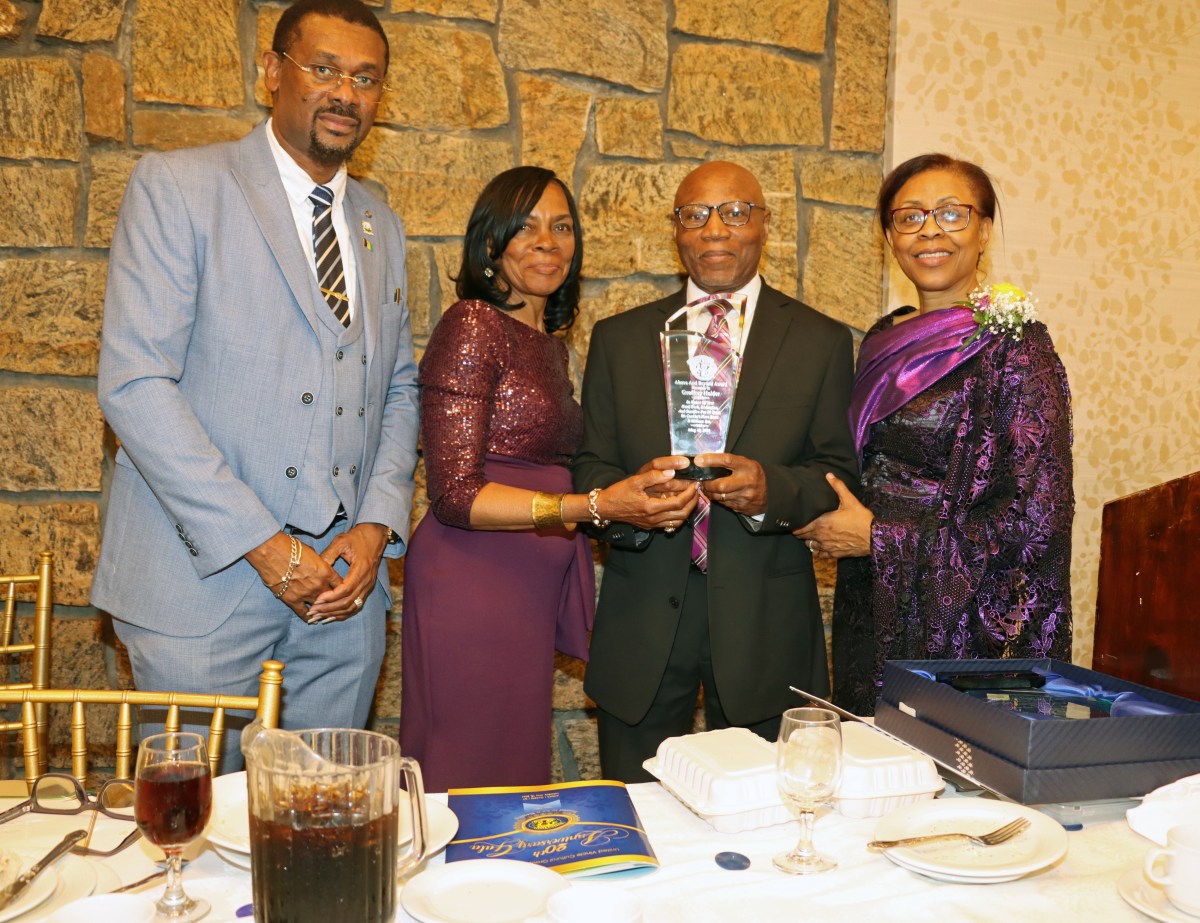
[{"xmin": 400, "ymin": 454, "xmax": 594, "ymax": 791}]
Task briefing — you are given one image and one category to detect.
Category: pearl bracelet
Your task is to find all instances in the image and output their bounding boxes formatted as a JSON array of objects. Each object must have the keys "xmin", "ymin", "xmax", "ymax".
[{"xmin": 588, "ymin": 488, "xmax": 610, "ymax": 529}]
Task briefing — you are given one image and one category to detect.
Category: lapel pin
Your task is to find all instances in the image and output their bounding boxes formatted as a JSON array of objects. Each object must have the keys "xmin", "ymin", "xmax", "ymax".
[{"xmin": 361, "ymin": 219, "xmax": 374, "ymax": 236}]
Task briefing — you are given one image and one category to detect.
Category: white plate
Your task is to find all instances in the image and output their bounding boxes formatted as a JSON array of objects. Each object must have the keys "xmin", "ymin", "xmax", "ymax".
[
  {"xmin": 34, "ymin": 854, "xmax": 100, "ymax": 913},
  {"xmin": 400, "ymin": 859, "xmax": 569, "ymax": 923},
  {"xmin": 1118, "ymin": 868, "xmax": 1200, "ymax": 923},
  {"xmin": 872, "ymin": 798, "xmax": 1068, "ymax": 881},
  {"xmin": 206, "ymin": 772, "xmax": 459, "ymax": 863},
  {"xmin": 0, "ymin": 866, "xmax": 58, "ymax": 923}
]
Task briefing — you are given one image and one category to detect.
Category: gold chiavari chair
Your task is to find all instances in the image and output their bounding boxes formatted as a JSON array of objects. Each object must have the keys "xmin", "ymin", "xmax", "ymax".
[
  {"xmin": 0, "ymin": 659, "xmax": 284, "ymax": 790},
  {"xmin": 0, "ymin": 551, "xmax": 54, "ymax": 778}
]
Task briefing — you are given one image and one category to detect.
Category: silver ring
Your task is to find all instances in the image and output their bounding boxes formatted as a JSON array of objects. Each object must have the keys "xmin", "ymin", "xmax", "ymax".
[
  {"xmin": 807, "ymin": 540, "xmax": 818, "ymax": 552},
  {"xmin": 353, "ymin": 596, "xmax": 364, "ymax": 609},
  {"xmin": 720, "ymin": 492, "xmax": 726, "ymax": 502}
]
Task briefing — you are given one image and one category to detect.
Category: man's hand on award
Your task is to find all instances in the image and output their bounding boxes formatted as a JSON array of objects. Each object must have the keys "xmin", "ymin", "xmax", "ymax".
[
  {"xmin": 246, "ymin": 532, "xmax": 340, "ymax": 622},
  {"xmin": 696, "ymin": 453, "xmax": 768, "ymax": 517},
  {"xmin": 600, "ymin": 463, "xmax": 699, "ymax": 533},
  {"xmin": 792, "ymin": 473, "xmax": 873, "ymax": 559}
]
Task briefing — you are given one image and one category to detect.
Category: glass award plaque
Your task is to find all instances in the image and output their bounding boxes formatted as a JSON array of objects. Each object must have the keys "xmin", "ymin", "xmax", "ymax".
[{"xmin": 660, "ymin": 297, "xmax": 745, "ymax": 480}]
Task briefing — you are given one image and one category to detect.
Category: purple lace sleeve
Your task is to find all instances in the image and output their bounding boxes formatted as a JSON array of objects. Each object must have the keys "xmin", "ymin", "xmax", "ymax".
[{"xmin": 419, "ymin": 301, "xmax": 507, "ymax": 528}]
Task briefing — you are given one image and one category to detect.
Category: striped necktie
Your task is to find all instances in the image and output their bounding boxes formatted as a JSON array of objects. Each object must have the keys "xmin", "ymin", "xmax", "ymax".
[
  {"xmin": 690, "ymin": 299, "xmax": 736, "ymax": 572},
  {"xmin": 309, "ymin": 185, "xmax": 350, "ymax": 327}
]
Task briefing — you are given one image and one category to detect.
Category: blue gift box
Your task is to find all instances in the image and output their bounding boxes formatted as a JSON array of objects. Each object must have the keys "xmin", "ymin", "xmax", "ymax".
[{"xmin": 874, "ymin": 659, "xmax": 1200, "ymax": 804}]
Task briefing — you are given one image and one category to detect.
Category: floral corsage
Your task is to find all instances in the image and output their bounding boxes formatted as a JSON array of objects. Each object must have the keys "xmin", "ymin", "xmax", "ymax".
[{"xmin": 959, "ymin": 282, "xmax": 1038, "ymax": 347}]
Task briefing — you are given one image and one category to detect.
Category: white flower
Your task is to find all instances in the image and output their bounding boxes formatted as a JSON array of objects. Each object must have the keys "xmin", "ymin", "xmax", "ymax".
[{"xmin": 959, "ymin": 283, "xmax": 1038, "ymax": 346}]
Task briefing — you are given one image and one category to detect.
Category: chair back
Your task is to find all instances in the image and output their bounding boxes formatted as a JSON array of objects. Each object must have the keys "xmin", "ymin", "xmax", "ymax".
[
  {"xmin": 0, "ymin": 659, "xmax": 284, "ymax": 789},
  {"xmin": 0, "ymin": 551, "xmax": 53, "ymax": 777}
]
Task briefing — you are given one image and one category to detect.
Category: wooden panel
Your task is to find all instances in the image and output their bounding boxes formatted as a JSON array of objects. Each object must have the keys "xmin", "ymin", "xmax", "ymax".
[{"xmin": 1093, "ymin": 471, "xmax": 1200, "ymax": 697}]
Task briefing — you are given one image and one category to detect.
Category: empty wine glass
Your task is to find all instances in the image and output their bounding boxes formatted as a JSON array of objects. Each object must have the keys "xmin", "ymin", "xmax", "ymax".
[
  {"xmin": 774, "ymin": 707, "xmax": 842, "ymax": 874},
  {"xmin": 135, "ymin": 732, "xmax": 213, "ymax": 921}
]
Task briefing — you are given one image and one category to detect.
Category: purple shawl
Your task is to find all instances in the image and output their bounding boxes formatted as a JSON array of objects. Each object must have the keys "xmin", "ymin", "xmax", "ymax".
[{"xmin": 848, "ymin": 307, "xmax": 991, "ymax": 457}]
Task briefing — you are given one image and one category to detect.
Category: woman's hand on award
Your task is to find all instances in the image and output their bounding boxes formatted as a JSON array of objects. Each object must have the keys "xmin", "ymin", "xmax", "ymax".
[
  {"xmin": 600, "ymin": 464, "xmax": 698, "ymax": 532},
  {"xmin": 793, "ymin": 473, "xmax": 873, "ymax": 559}
]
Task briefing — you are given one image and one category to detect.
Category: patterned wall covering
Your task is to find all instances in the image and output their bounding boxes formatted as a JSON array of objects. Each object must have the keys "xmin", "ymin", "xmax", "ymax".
[{"xmin": 888, "ymin": 0, "xmax": 1200, "ymax": 666}]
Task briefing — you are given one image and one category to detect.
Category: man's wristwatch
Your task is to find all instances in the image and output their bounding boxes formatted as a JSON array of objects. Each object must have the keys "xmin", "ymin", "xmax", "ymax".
[{"xmin": 384, "ymin": 527, "xmax": 399, "ymax": 545}]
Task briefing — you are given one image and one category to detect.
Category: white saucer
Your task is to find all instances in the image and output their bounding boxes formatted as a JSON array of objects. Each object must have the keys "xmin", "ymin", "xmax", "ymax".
[
  {"xmin": 0, "ymin": 866, "xmax": 58, "ymax": 922},
  {"xmin": 206, "ymin": 771, "xmax": 459, "ymax": 868},
  {"xmin": 400, "ymin": 858, "xmax": 569, "ymax": 923},
  {"xmin": 872, "ymin": 798, "xmax": 1068, "ymax": 882},
  {"xmin": 1118, "ymin": 868, "xmax": 1200, "ymax": 922}
]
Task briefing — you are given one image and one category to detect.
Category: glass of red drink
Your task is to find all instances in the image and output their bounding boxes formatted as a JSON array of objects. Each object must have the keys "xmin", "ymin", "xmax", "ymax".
[{"xmin": 135, "ymin": 731, "xmax": 213, "ymax": 921}]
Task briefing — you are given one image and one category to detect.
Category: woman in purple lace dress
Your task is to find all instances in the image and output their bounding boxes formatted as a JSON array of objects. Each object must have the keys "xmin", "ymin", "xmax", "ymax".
[
  {"xmin": 795, "ymin": 154, "xmax": 1073, "ymax": 716},
  {"xmin": 400, "ymin": 167, "xmax": 696, "ymax": 789}
]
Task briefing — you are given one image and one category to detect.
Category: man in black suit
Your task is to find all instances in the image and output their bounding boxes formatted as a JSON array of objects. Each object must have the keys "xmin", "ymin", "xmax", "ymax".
[{"xmin": 573, "ymin": 161, "xmax": 859, "ymax": 781}]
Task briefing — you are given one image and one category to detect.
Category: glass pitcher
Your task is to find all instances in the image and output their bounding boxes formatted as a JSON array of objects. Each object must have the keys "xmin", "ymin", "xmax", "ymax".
[{"xmin": 244, "ymin": 727, "xmax": 428, "ymax": 923}]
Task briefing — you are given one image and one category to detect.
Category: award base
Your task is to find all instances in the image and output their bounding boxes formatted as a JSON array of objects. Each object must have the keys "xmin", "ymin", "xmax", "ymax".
[{"xmin": 677, "ymin": 457, "xmax": 733, "ymax": 481}]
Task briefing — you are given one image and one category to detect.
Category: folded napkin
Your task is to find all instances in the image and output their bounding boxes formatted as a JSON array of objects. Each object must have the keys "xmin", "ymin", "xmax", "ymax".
[{"xmin": 1127, "ymin": 773, "xmax": 1200, "ymax": 845}]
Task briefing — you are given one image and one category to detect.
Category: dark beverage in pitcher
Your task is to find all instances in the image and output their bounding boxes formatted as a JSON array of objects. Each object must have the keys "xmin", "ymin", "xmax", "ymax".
[
  {"xmin": 135, "ymin": 762, "xmax": 213, "ymax": 846},
  {"xmin": 250, "ymin": 785, "xmax": 398, "ymax": 923}
]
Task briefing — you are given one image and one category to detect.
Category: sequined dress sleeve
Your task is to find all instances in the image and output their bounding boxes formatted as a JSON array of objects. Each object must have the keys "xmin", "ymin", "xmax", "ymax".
[
  {"xmin": 418, "ymin": 299, "xmax": 584, "ymax": 529},
  {"xmin": 832, "ymin": 317, "xmax": 1074, "ymax": 715}
]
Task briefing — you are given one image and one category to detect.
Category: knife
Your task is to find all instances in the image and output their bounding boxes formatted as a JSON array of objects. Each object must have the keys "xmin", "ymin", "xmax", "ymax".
[{"xmin": 0, "ymin": 830, "xmax": 87, "ymax": 910}]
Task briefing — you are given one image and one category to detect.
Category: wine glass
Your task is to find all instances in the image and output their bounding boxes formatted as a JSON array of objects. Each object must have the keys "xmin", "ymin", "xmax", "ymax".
[
  {"xmin": 773, "ymin": 707, "xmax": 842, "ymax": 874},
  {"xmin": 135, "ymin": 732, "xmax": 213, "ymax": 921}
]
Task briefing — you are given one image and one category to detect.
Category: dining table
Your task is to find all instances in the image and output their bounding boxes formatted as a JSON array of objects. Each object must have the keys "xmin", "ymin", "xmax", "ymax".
[{"xmin": 0, "ymin": 778, "xmax": 1169, "ymax": 922}]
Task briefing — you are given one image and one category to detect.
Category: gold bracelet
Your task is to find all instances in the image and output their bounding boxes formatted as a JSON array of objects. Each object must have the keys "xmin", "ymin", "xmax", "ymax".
[
  {"xmin": 531, "ymin": 491, "xmax": 565, "ymax": 530},
  {"xmin": 273, "ymin": 535, "xmax": 302, "ymax": 599}
]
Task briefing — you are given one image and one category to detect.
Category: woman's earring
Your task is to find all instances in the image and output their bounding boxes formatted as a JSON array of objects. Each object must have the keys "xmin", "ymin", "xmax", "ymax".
[{"xmin": 483, "ymin": 266, "xmax": 494, "ymax": 278}]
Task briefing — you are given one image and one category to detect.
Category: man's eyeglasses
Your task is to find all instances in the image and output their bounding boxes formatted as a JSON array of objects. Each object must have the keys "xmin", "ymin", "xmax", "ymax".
[
  {"xmin": 280, "ymin": 52, "xmax": 389, "ymax": 97},
  {"xmin": 890, "ymin": 203, "xmax": 975, "ymax": 235},
  {"xmin": 673, "ymin": 201, "xmax": 766, "ymax": 229},
  {"xmin": 0, "ymin": 773, "xmax": 141, "ymax": 857}
]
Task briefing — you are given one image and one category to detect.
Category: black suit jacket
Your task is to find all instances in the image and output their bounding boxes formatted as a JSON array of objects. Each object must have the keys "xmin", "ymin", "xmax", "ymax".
[{"xmin": 572, "ymin": 282, "xmax": 859, "ymax": 726}]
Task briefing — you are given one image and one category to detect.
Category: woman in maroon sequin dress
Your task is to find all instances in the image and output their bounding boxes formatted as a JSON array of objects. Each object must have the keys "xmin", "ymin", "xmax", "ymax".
[
  {"xmin": 795, "ymin": 155, "xmax": 1074, "ymax": 716},
  {"xmin": 400, "ymin": 168, "xmax": 697, "ymax": 789}
]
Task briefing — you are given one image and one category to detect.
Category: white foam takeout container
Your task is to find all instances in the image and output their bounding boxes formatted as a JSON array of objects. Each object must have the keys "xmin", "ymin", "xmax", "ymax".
[{"xmin": 643, "ymin": 723, "xmax": 943, "ymax": 832}]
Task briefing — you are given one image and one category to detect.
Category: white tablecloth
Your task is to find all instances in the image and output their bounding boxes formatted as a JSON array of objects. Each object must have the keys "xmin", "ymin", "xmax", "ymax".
[{"xmin": 1, "ymin": 783, "xmax": 1156, "ymax": 922}]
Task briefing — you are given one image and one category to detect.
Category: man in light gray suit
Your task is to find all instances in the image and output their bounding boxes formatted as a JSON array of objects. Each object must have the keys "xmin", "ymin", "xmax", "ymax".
[{"xmin": 91, "ymin": 0, "xmax": 417, "ymax": 766}]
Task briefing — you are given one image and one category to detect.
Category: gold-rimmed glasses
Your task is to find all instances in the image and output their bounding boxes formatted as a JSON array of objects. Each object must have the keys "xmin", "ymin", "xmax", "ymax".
[
  {"xmin": 673, "ymin": 200, "xmax": 767, "ymax": 229},
  {"xmin": 0, "ymin": 772, "xmax": 142, "ymax": 856},
  {"xmin": 280, "ymin": 51, "xmax": 389, "ymax": 97}
]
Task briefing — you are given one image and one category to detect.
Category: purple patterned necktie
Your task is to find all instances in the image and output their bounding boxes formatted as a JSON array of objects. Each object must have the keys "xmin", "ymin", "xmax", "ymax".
[
  {"xmin": 690, "ymin": 299, "xmax": 735, "ymax": 572},
  {"xmin": 309, "ymin": 185, "xmax": 350, "ymax": 327}
]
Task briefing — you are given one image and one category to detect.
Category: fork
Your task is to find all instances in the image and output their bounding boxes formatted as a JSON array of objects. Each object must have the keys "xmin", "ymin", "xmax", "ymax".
[{"xmin": 867, "ymin": 817, "xmax": 1030, "ymax": 851}]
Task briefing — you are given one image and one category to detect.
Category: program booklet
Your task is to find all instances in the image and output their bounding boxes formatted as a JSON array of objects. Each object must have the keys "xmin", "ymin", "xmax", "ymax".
[{"xmin": 446, "ymin": 780, "xmax": 659, "ymax": 878}]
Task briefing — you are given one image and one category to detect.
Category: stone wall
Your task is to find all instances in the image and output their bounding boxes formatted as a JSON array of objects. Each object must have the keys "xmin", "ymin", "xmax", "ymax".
[{"xmin": 0, "ymin": 0, "xmax": 887, "ymax": 778}]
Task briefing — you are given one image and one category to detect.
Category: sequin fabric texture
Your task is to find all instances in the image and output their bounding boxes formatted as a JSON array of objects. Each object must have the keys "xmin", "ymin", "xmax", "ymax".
[
  {"xmin": 832, "ymin": 312, "xmax": 1074, "ymax": 716},
  {"xmin": 419, "ymin": 299, "xmax": 584, "ymax": 527}
]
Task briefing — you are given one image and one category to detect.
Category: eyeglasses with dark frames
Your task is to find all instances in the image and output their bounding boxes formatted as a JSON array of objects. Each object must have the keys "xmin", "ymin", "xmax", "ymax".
[
  {"xmin": 280, "ymin": 52, "xmax": 389, "ymax": 96},
  {"xmin": 0, "ymin": 772, "xmax": 141, "ymax": 857},
  {"xmin": 890, "ymin": 203, "xmax": 975, "ymax": 234},
  {"xmin": 673, "ymin": 200, "xmax": 767, "ymax": 229}
]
